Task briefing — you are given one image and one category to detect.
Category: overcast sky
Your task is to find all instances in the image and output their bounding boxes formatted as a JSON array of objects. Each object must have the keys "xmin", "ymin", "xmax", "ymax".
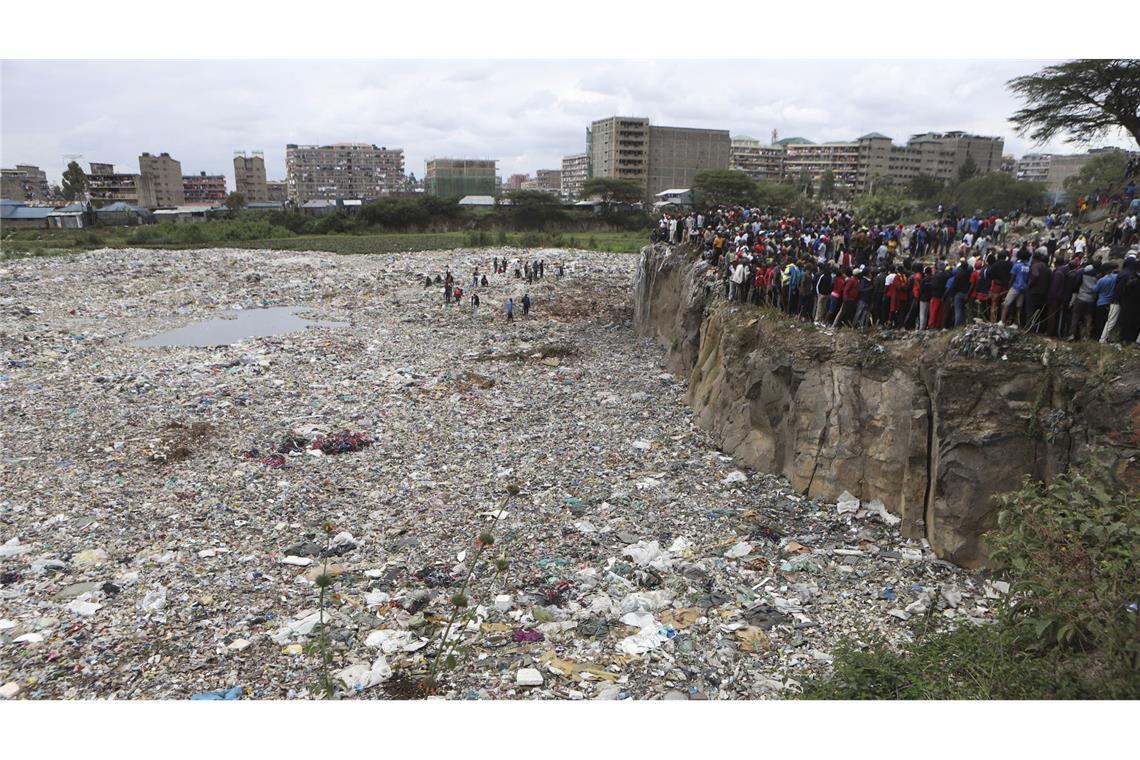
[{"xmin": 2, "ymin": 59, "xmax": 1135, "ymax": 191}]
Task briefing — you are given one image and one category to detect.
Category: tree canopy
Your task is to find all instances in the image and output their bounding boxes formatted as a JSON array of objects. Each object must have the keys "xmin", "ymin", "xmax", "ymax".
[
  {"xmin": 691, "ymin": 170, "xmax": 757, "ymax": 209},
  {"xmin": 1008, "ymin": 59, "xmax": 1140, "ymax": 149},
  {"xmin": 224, "ymin": 192, "xmax": 246, "ymax": 212},
  {"xmin": 61, "ymin": 161, "xmax": 87, "ymax": 202},
  {"xmin": 950, "ymin": 172, "xmax": 1048, "ymax": 216},
  {"xmin": 1063, "ymin": 150, "xmax": 1130, "ymax": 199},
  {"xmin": 581, "ymin": 177, "xmax": 644, "ymax": 206}
]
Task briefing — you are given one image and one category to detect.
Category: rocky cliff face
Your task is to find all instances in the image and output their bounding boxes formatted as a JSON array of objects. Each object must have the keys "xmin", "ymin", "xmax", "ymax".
[{"xmin": 633, "ymin": 244, "xmax": 1140, "ymax": 568}]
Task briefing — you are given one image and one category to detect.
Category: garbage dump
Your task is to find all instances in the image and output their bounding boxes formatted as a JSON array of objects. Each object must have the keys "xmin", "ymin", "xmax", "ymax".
[{"xmin": 0, "ymin": 246, "xmax": 1001, "ymax": 700}]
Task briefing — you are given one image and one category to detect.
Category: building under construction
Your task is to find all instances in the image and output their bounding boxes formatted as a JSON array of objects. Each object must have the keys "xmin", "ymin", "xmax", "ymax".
[{"xmin": 424, "ymin": 158, "xmax": 499, "ymax": 197}]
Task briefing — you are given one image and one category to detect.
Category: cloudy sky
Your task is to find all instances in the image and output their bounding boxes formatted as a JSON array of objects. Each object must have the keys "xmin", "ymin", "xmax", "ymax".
[{"xmin": 2, "ymin": 59, "xmax": 1135, "ymax": 191}]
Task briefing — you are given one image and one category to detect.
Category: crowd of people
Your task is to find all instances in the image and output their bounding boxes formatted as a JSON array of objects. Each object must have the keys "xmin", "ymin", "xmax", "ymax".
[
  {"xmin": 655, "ymin": 203, "xmax": 1140, "ymax": 345},
  {"xmin": 426, "ymin": 255, "xmax": 558, "ymax": 321}
]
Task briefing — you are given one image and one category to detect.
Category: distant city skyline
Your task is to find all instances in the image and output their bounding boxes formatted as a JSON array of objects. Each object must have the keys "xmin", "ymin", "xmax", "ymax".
[{"xmin": 3, "ymin": 59, "xmax": 1136, "ymax": 192}]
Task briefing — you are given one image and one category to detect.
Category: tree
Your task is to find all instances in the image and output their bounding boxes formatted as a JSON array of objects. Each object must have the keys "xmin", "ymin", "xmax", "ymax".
[
  {"xmin": 691, "ymin": 169, "xmax": 757, "ymax": 209},
  {"xmin": 581, "ymin": 177, "xmax": 644, "ymax": 207},
  {"xmin": 854, "ymin": 192, "xmax": 913, "ymax": 225},
  {"xmin": 1008, "ymin": 59, "xmax": 1140, "ymax": 150},
  {"xmin": 504, "ymin": 189, "xmax": 565, "ymax": 230},
  {"xmin": 952, "ymin": 172, "xmax": 1048, "ymax": 216},
  {"xmin": 957, "ymin": 154, "xmax": 978, "ymax": 183},
  {"xmin": 819, "ymin": 169, "xmax": 836, "ymax": 200},
  {"xmin": 907, "ymin": 173, "xmax": 945, "ymax": 203},
  {"xmin": 60, "ymin": 161, "xmax": 87, "ymax": 202},
  {"xmin": 225, "ymin": 192, "xmax": 246, "ymax": 212},
  {"xmin": 1063, "ymin": 150, "xmax": 1129, "ymax": 199}
]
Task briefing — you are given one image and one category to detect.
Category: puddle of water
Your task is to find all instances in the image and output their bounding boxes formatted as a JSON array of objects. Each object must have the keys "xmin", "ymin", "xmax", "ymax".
[{"xmin": 137, "ymin": 307, "xmax": 347, "ymax": 347}]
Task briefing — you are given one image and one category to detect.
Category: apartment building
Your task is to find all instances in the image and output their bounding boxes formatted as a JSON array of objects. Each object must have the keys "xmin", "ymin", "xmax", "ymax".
[
  {"xmin": 424, "ymin": 159, "xmax": 499, "ymax": 197},
  {"xmin": 781, "ymin": 137, "xmax": 862, "ymax": 191},
  {"xmin": 587, "ymin": 117, "xmax": 650, "ymax": 195},
  {"xmin": 286, "ymin": 143, "xmax": 405, "ymax": 202},
  {"xmin": 234, "ymin": 152, "xmax": 268, "ymax": 202},
  {"xmin": 855, "ymin": 131, "xmax": 1005, "ymax": 192},
  {"xmin": 1014, "ymin": 148, "xmax": 1135, "ymax": 193},
  {"xmin": 729, "ymin": 137, "xmax": 786, "ymax": 183},
  {"xmin": 138, "ymin": 152, "xmax": 185, "ymax": 208},
  {"xmin": 182, "ymin": 172, "xmax": 227, "ymax": 204},
  {"xmin": 0, "ymin": 164, "xmax": 50, "ymax": 202},
  {"xmin": 87, "ymin": 162, "xmax": 140, "ymax": 207},
  {"xmin": 587, "ymin": 116, "xmax": 730, "ymax": 199},
  {"xmin": 520, "ymin": 169, "xmax": 561, "ymax": 194},
  {"xmin": 266, "ymin": 180, "xmax": 289, "ymax": 203},
  {"xmin": 505, "ymin": 174, "xmax": 529, "ymax": 191},
  {"xmin": 560, "ymin": 153, "xmax": 588, "ymax": 200}
]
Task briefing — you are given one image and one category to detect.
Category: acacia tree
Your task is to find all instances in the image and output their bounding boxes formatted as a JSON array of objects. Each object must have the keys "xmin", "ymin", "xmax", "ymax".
[
  {"xmin": 819, "ymin": 169, "xmax": 836, "ymax": 200},
  {"xmin": 581, "ymin": 177, "xmax": 644, "ymax": 207},
  {"xmin": 691, "ymin": 169, "xmax": 757, "ymax": 209},
  {"xmin": 1008, "ymin": 59, "xmax": 1140, "ymax": 149}
]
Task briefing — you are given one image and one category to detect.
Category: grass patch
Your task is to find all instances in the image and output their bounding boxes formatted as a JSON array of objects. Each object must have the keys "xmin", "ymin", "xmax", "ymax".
[{"xmin": 2, "ymin": 228, "xmax": 648, "ymax": 260}]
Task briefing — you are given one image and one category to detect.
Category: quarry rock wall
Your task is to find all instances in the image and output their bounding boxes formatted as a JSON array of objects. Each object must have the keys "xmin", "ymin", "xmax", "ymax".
[{"xmin": 633, "ymin": 243, "xmax": 1140, "ymax": 568}]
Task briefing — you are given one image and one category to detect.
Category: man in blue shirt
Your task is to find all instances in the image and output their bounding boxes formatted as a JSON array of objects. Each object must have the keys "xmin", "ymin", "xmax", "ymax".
[
  {"xmin": 1093, "ymin": 264, "xmax": 1118, "ymax": 340},
  {"xmin": 1002, "ymin": 252, "xmax": 1031, "ymax": 325}
]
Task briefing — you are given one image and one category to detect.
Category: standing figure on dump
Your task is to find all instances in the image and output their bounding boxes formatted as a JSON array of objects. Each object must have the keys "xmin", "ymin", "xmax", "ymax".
[
  {"xmin": 471, "ymin": 292, "xmax": 480, "ymax": 319},
  {"xmin": 506, "ymin": 298, "xmax": 514, "ymax": 322},
  {"xmin": 522, "ymin": 293, "xmax": 531, "ymax": 317}
]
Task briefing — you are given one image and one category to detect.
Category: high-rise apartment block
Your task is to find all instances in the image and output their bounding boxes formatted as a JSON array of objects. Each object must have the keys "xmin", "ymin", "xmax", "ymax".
[
  {"xmin": 182, "ymin": 172, "xmax": 227, "ymax": 204},
  {"xmin": 729, "ymin": 137, "xmax": 786, "ymax": 184},
  {"xmin": 724, "ymin": 130, "xmax": 1005, "ymax": 194},
  {"xmin": 1, "ymin": 164, "xmax": 50, "ymax": 202},
  {"xmin": 87, "ymin": 163, "xmax": 140, "ymax": 207},
  {"xmin": 286, "ymin": 143, "xmax": 405, "ymax": 202},
  {"xmin": 506, "ymin": 174, "xmax": 529, "ymax": 190},
  {"xmin": 587, "ymin": 116, "xmax": 730, "ymax": 199},
  {"xmin": 138, "ymin": 152, "xmax": 185, "ymax": 208},
  {"xmin": 424, "ymin": 159, "xmax": 499, "ymax": 197},
  {"xmin": 782, "ymin": 137, "xmax": 862, "ymax": 190},
  {"xmin": 266, "ymin": 180, "xmax": 289, "ymax": 203},
  {"xmin": 855, "ymin": 131, "xmax": 1004, "ymax": 192},
  {"xmin": 560, "ymin": 153, "xmax": 588, "ymax": 200},
  {"xmin": 234, "ymin": 152, "xmax": 268, "ymax": 202}
]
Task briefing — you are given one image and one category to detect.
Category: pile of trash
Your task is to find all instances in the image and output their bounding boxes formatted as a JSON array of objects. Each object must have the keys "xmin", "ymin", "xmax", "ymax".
[
  {"xmin": 950, "ymin": 320, "xmax": 1022, "ymax": 359},
  {"xmin": 0, "ymin": 246, "xmax": 1001, "ymax": 701}
]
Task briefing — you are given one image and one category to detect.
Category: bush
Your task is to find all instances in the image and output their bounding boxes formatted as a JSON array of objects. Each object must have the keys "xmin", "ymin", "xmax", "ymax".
[{"xmin": 800, "ymin": 467, "xmax": 1139, "ymax": 699}]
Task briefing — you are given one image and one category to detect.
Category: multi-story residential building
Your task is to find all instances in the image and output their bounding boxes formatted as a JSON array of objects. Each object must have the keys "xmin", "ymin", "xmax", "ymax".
[
  {"xmin": 781, "ymin": 137, "xmax": 862, "ymax": 191},
  {"xmin": 560, "ymin": 153, "xmax": 588, "ymax": 200},
  {"xmin": 266, "ymin": 180, "xmax": 289, "ymax": 203},
  {"xmin": 234, "ymin": 151, "xmax": 268, "ymax": 202},
  {"xmin": 853, "ymin": 131, "xmax": 1005, "ymax": 193},
  {"xmin": 520, "ymin": 169, "xmax": 562, "ymax": 194},
  {"xmin": 286, "ymin": 143, "xmax": 405, "ymax": 202},
  {"xmin": 587, "ymin": 116, "xmax": 730, "ymax": 199},
  {"xmin": 86, "ymin": 162, "xmax": 140, "ymax": 207},
  {"xmin": 506, "ymin": 174, "xmax": 529, "ymax": 191},
  {"xmin": 1014, "ymin": 148, "xmax": 1133, "ymax": 193},
  {"xmin": 587, "ymin": 117, "xmax": 650, "ymax": 195},
  {"xmin": 729, "ymin": 137, "xmax": 786, "ymax": 183},
  {"xmin": 1, "ymin": 164, "xmax": 50, "ymax": 202},
  {"xmin": 182, "ymin": 172, "xmax": 227, "ymax": 204},
  {"xmin": 138, "ymin": 152, "xmax": 185, "ymax": 208},
  {"xmin": 424, "ymin": 159, "xmax": 499, "ymax": 197}
]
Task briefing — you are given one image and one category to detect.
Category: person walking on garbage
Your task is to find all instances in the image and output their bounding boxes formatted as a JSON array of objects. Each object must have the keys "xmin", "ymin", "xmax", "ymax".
[
  {"xmin": 471, "ymin": 292, "xmax": 480, "ymax": 319},
  {"xmin": 506, "ymin": 298, "xmax": 514, "ymax": 322},
  {"xmin": 522, "ymin": 293, "xmax": 531, "ymax": 317}
]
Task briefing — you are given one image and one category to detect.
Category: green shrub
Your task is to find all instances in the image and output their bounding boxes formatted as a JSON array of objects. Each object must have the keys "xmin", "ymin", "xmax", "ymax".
[{"xmin": 800, "ymin": 466, "xmax": 1139, "ymax": 699}]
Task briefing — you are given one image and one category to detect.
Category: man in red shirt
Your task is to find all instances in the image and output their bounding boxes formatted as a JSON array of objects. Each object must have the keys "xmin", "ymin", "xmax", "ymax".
[{"xmin": 835, "ymin": 267, "xmax": 860, "ymax": 327}]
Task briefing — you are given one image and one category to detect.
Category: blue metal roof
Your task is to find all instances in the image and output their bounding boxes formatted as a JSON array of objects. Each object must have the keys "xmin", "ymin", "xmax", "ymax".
[{"xmin": 1, "ymin": 204, "xmax": 53, "ymax": 220}]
